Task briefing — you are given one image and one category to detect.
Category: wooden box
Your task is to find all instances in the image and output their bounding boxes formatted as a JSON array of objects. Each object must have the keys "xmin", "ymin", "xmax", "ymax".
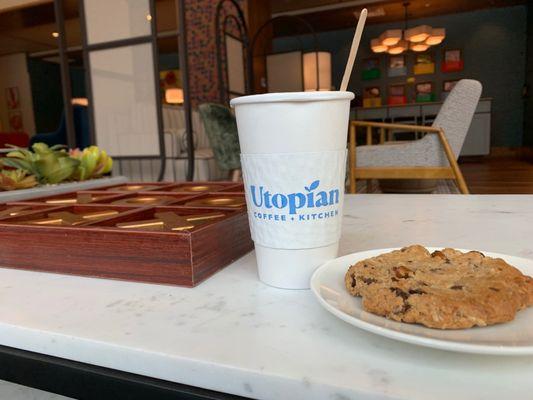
[{"xmin": 0, "ymin": 182, "xmax": 253, "ymax": 287}]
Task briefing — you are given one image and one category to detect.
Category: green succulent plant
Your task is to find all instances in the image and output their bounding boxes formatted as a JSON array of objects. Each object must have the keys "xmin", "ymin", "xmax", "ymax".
[
  {"xmin": 69, "ymin": 146, "xmax": 113, "ymax": 181},
  {"xmin": 3, "ymin": 143, "xmax": 80, "ymax": 184},
  {"xmin": 0, "ymin": 169, "xmax": 38, "ymax": 191}
]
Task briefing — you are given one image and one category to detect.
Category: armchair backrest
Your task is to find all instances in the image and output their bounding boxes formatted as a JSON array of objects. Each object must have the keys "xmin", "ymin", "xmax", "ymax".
[
  {"xmin": 431, "ymin": 79, "xmax": 482, "ymax": 158},
  {"xmin": 198, "ymin": 103, "xmax": 241, "ymax": 171}
]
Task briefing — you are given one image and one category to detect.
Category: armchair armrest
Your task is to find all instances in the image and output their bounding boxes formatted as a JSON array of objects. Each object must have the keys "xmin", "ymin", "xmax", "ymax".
[{"xmin": 350, "ymin": 120, "xmax": 441, "ymax": 133}]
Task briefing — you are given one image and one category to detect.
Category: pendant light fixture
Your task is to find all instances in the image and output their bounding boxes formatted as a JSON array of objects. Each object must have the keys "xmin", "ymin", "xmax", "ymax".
[
  {"xmin": 379, "ymin": 29, "xmax": 402, "ymax": 46},
  {"xmin": 370, "ymin": 38, "xmax": 388, "ymax": 53},
  {"xmin": 425, "ymin": 28, "xmax": 446, "ymax": 45},
  {"xmin": 389, "ymin": 40, "xmax": 408, "ymax": 55},
  {"xmin": 404, "ymin": 24, "xmax": 432, "ymax": 43},
  {"xmin": 370, "ymin": 2, "xmax": 445, "ymax": 54},
  {"xmin": 410, "ymin": 42, "xmax": 429, "ymax": 52}
]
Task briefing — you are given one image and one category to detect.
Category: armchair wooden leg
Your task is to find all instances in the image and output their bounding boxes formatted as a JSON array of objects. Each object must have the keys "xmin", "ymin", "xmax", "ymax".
[
  {"xmin": 453, "ymin": 167, "xmax": 469, "ymax": 194},
  {"xmin": 436, "ymin": 128, "xmax": 469, "ymax": 194}
]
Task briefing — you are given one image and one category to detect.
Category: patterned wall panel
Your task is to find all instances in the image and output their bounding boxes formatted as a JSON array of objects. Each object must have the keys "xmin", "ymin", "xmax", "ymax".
[{"xmin": 185, "ymin": 0, "xmax": 246, "ymax": 108}]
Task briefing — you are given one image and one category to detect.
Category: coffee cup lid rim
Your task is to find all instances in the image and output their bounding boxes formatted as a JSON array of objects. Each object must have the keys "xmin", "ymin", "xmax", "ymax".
[{"xmin": 230, "ymin": 91, "xmax": 354, "ymax": 107}]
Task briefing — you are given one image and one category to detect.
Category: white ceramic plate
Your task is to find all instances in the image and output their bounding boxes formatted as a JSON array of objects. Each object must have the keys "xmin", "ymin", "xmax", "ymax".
[{"xmin": 310, "ymin": 247, "xmax": 533, "ymax": 355}]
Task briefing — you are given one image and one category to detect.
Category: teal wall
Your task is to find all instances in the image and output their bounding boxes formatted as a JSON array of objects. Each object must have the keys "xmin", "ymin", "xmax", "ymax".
[
  {"xmin": 159, "ymin": 52, "xmax": 179, "ymax": 70},
  {"xmin": 274, "ymin": 5, "xmax": 528, "ymax": 147}
]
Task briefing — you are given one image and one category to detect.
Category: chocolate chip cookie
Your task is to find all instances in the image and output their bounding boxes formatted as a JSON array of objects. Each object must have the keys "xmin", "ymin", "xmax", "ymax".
[{"xmin": 345, "ymin": 245, "xmax": 533, "ymax": 329}]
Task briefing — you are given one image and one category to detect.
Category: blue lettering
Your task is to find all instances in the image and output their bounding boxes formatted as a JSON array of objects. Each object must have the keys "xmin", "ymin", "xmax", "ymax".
[
  {"xmin": 248, "ymin": 181, "xmax": 341, "ymax": 215},
  {"xmin": 272, "ymin": 194, "xmax": 287, "ymax": 209},
  {"xmin": 264, "ymin": 191, "xmax": 272, "ymax": 208},
  {"xmin": 315, "ymin": 191, "xmax": 329, "ymax": 207},
  {"xmin": 250, "ymin": 186, "xmax": 263, "ymax": 207},
  {"xmin": 329, "ymin": 189, "xmax": 339, "ymax": 204},
  {"xmin": 288, "ymin": 193, "xmax": 306, "ymax": 215},
  {"xmin": 306, "ymin": 192, "xmax": 314, "ymax": 208}
]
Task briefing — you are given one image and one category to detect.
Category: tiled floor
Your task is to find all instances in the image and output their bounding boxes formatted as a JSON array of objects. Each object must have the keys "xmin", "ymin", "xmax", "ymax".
[{"xmin": 0, "ymin": 380, "xmax": 72, "ymax": 400}]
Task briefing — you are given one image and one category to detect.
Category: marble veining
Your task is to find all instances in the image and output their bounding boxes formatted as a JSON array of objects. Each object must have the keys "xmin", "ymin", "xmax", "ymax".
[{"xmin": 0, "ymin": 195, "xmax": 532, "ymax": 399}]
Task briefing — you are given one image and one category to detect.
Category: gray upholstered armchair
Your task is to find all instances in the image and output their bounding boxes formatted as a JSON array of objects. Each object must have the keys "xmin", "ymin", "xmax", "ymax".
[{"xmin": 349, "ymin": 79, "xmax": 482, "ymax": 194}]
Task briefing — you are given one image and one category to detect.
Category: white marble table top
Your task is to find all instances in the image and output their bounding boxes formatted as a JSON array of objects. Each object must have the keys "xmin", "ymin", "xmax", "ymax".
[{"xmin": 0, "ymin": 194, "xmax": 532, "ymax": 400}]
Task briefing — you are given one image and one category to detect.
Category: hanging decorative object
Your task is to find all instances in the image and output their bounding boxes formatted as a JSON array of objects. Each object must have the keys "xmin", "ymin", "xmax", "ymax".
[{"xmin": 370, "ymin": 2, "xmax": 445, "ymax": 55}]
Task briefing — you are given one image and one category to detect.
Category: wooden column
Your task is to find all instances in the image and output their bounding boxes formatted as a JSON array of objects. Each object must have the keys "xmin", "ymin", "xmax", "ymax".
[{"xmin": 247, "ymin": 0, "xmax": 271, "ymax": 94}]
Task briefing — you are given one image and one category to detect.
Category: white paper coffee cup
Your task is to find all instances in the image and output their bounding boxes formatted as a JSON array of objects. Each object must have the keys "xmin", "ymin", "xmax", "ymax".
[{"xmin": 230, "ymin": 91, "xmax": 354, "ymax": 289}]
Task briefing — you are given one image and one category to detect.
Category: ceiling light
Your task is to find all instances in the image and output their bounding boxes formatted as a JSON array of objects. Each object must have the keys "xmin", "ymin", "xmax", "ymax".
[
  {"xmin": 410, "ymin": 42, "xmax": 429, "ymax": 52},
  {"xmin": 379, "ymin": 29, "xmax": 402, "ymax": 46},
  {"xmin": 388, "ymin": 40, "xmax": 408, "ymax": 55},
  {"xmin": 405, "ymin": 25, "xmax": 432, "ymax": 43},
  {"xmin": 52, "ymin": 32, "xmax": 59, "ymax": 38},
  {"xmin": 425, "ymin": 28, "xmax": 446, "ymax": 45},
  {"xmin": 146, "ymin": 14, "xmax": 152, "ymax": 21},
  {"xmin": 370, "ymin": 38, "xmax": 388, "ymax": 53},
  {"xmin": 369, "ymin": 4, "xmax": 445, "ymax": 54},
  {"xmin": 165, "ymin": 88, "xmax": 184, "ymax": 104},
  {"xmin": 303, "ymin": 51, "xmax": 332, "ymax": 91}
]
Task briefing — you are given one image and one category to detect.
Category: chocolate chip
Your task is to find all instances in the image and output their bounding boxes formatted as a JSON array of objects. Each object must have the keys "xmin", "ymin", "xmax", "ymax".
[
  {"xmin": 362, "ymin": 277, "xmax": 377, "ymax": 285},
  {"xmin": 351, "ymin": 278, "xmax": 357, "ymax": 288},
  {"xmin": 450, "ymin": 285, "xmax": 463, "ymax": 290},
  {"xmin": 393, "ymin": 266, "xmax": 413, "ymax": 279},
  {"xmin": 489, "ymin": 287, "xmax": 500, "ymax": 292},
  {"xmin": 408, "ymin": 288, "xmax": 426, "ymax": 295},
  {"xmin": 391, "ymin": 277, "xmax": 399, "ymax": 282},
  {"xmin": 390, "ymin": 287, "xmax": 409, "ymax": 300}
]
